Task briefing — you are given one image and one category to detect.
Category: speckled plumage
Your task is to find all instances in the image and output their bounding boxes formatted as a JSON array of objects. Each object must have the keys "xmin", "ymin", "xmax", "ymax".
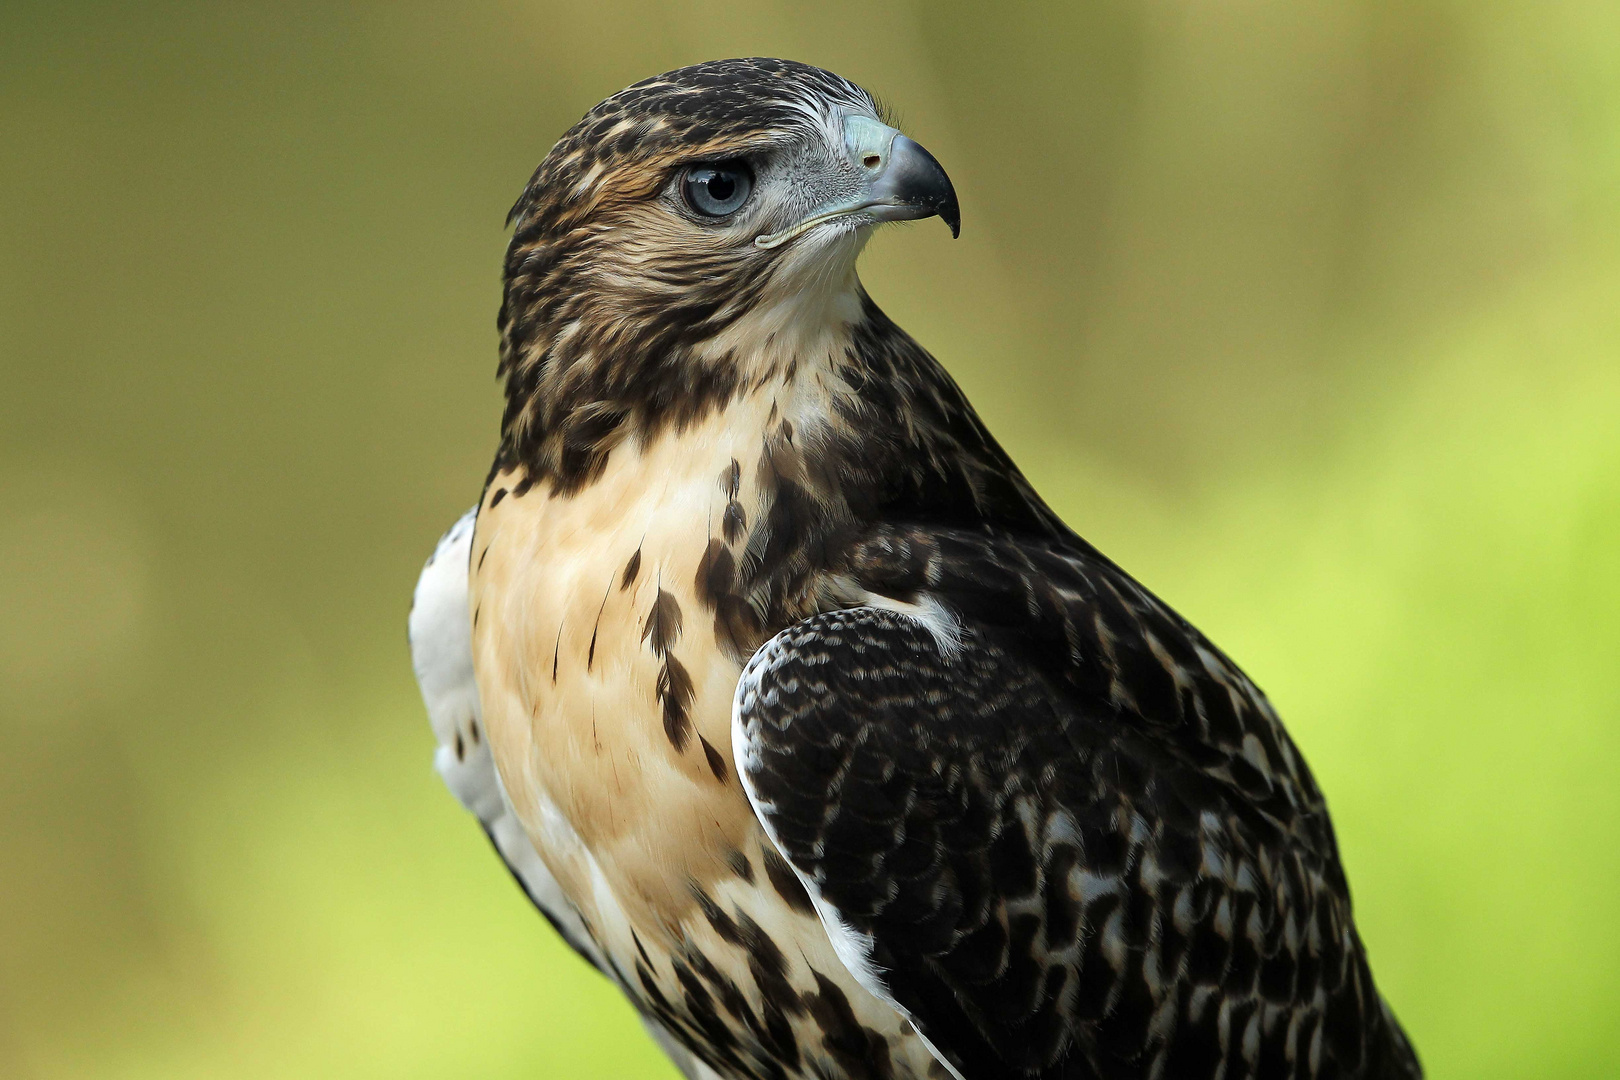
[{"xmin": 420, "ymin": 58, "xmax": 1420, "ymax": 1080}]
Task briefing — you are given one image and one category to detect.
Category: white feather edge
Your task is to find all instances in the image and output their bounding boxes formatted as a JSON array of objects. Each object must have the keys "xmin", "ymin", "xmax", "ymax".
[
  {"xmin": 409, "ymin": 507, "xmax": 722, "ymax": 1080},
  {"xmin": 732, "ymin": 611, "xmax": 969, "ymax": 1080}
]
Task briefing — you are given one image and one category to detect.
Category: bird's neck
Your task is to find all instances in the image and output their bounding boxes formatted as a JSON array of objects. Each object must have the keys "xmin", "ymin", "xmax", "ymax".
[
  {"xmin": 492, "ymin": 253, "xmax": 867, "ymax": 495},
  {"xmin": 493, "ymin": 272, "xmax": 1062, "ymax": 551}
]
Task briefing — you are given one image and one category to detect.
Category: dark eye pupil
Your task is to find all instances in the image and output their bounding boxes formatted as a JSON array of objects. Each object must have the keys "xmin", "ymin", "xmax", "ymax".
[
  {"xmin": 684, "ymin": 161, "xmax": 752, "ymax": 217},
  {"xmin": 706, "ymin": 174, "xmax": 735, "ymax": 201}
]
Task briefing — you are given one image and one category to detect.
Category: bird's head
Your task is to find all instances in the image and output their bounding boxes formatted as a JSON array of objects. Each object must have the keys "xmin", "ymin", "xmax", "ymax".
[{"xmin": 496, "ymin": 58, "xmax": 958, "ymax": 490}]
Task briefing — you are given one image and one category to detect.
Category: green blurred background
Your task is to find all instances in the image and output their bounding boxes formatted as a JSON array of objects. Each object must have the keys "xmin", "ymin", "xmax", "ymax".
[{"xmin": 2, "ymin": 1, "xmax": 1617, "ymax": 1076}]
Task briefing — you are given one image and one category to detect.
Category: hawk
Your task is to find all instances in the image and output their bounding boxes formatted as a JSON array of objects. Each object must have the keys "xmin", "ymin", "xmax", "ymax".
[{"xmin": 410, "ymin": 58, "xmax": 1421, "ymax": 1080}]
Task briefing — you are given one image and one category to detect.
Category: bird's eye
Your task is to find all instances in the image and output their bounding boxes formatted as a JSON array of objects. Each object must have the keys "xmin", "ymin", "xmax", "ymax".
[{"xmin": 682, "ymin": 161, "xmax": 753, "ymax": 218}]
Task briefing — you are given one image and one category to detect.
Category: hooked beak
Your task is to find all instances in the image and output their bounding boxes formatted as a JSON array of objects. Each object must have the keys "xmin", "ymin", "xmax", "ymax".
[{"xmin": 755, "ymin": 115, "xmax": 960, "ymax": 249}]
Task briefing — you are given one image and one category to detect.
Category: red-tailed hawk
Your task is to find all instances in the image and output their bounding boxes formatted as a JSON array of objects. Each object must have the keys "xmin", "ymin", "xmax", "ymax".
[{"xmin": 410, "ymin": 57, "xmax": 1420, "ymax": 1080}]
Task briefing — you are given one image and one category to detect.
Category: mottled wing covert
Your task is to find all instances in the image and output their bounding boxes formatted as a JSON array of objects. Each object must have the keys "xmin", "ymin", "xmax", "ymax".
[{"xmin": 734, "ymin": 529, "xmax": 1421, "ymax": 1080}]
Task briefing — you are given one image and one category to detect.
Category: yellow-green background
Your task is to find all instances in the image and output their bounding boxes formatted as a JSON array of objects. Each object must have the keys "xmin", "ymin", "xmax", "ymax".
[{"xmin": 2, "ymin": 1, "xmax": 1616, "ymax": 1076}]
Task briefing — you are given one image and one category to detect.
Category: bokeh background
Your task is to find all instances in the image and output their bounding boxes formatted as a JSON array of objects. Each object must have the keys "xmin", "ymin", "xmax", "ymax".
[{"xmin": 2, "ymin": 1, "xmax": 1617, "ymax": 1076}]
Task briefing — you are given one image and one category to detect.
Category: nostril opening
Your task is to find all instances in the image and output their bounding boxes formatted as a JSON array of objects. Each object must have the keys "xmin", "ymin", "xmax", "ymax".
[{"xmin": 863, "ymin": 154, "xmax": 881, "ymax": 169}]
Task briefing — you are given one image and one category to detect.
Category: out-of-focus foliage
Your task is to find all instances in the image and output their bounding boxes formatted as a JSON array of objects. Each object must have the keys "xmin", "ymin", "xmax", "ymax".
[{"xmin": 1, "ymin": 1, "xmax": 1616, "ymax": 1076}]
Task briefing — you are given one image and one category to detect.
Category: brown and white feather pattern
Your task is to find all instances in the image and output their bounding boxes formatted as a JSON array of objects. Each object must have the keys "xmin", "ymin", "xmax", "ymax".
[
  {"xmin": 451, "ymin": 58, "xmax": 1419, "ymax": 1080},
  {"xmin": 410, "ymin": 511, "xmax": 725, "ymax": 1080}
]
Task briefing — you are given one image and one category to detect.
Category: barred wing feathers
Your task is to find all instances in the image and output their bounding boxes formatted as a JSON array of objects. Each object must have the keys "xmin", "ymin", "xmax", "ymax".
[{"xmin": 734, "ymin": 526, "xmax": 1421, "ymax": 1080}]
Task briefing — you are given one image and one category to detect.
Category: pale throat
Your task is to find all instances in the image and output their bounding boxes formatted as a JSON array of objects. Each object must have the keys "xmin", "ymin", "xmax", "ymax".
[{"xmin": 694, "ymin": 229, "xmax": 870, "ymax": 390}]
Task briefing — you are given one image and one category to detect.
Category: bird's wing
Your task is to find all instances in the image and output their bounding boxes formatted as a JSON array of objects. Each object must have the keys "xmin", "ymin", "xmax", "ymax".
[
  {"xmin": 408, "ymin": 508, "xmax": 607, "ymax": 971},
  {"xmin": 735, "ymin": 525, "xmax": 1419, "ymax": 1080}
]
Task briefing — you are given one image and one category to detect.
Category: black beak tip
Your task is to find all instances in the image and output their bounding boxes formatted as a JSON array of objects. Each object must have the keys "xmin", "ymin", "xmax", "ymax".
[
  {"xmin": 888, "ymin": 133, "xmax": 960, "ymax": 239},
  {"xmin": 918, "ymin": 146, "xmax": 960, "ymax": 239}
]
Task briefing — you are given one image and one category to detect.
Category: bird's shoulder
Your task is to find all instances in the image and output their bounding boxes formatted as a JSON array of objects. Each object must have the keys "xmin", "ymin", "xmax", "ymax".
[{"xmin": 833, "ymin": 520, "xmax": 1334, "ymax": 847}]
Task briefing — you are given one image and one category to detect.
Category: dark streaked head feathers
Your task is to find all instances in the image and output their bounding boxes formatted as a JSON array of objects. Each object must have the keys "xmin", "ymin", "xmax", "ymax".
[
  {"xmin": 492, "ymin": 59, "xmax": 986, "ymax": 524},
  {"xmin": 506, "ymin": 59, "xmax": 881, "ymax": 233},
  {"xmin": 496, "ymin": 60, "xmax": 888, "ymax": 490}
]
